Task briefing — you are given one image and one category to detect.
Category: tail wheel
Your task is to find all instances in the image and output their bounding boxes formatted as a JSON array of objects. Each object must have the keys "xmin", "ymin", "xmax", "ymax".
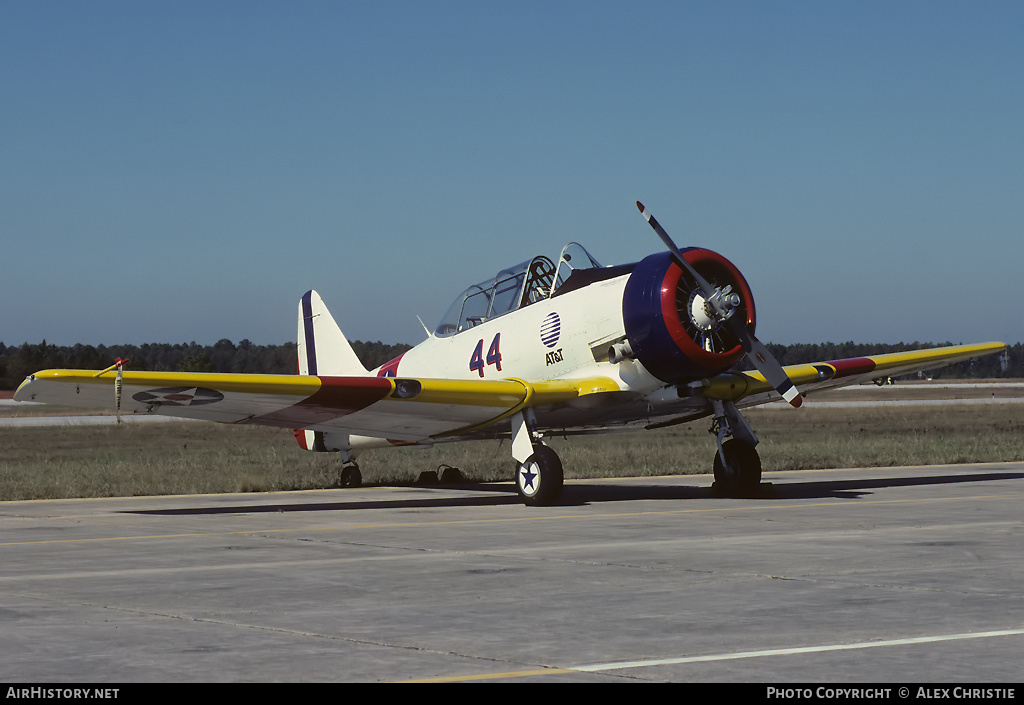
[
  {"xmin": 515, "ymin": 445, "xmax": 563, "ymax": 507},
  {"xmin": 713, "ymin": 439, "xmax": 761, "ymax": 497}
]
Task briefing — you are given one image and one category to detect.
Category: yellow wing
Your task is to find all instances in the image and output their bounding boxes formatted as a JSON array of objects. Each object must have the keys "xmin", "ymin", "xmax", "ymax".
[
  {"xmin": 700, "ymin": 342, "xmax": 1007, "ymax": 405},
  {"xmin": 14, "ymin": 370, "xmax": 619, "ymax": 441},
  {"xmin": 13, "ymin": 342, "xmax": 1004, "ymax": 440}
]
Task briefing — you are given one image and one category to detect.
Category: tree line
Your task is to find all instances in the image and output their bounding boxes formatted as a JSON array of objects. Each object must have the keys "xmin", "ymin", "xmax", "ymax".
[{"xmin": 0, "ymin": 339, "xmax": 1019, "ymax": 390}]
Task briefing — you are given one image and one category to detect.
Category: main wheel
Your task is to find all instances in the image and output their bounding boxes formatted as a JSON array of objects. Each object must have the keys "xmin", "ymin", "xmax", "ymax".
[
  {"xmin": 515, "ymin": 445, "xmax": 563, "ymax": 507},
  {"xmin": 339, "ymin": 464, "xmax": 362, "ymax": 488},
  {"xmin": 712, "ymin": 439, "xmax": 761, "ymax": 497}
]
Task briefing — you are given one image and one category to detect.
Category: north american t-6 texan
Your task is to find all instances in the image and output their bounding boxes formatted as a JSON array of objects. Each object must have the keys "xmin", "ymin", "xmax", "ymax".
[{"xmin": 16, "ymin": 202, "xmax": 1005, "ymax": 506}]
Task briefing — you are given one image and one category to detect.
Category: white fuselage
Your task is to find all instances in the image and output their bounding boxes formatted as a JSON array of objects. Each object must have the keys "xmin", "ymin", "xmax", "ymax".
[{"xmin": 378, "ymin": 272, "xmax": 660, "ymax": 396}]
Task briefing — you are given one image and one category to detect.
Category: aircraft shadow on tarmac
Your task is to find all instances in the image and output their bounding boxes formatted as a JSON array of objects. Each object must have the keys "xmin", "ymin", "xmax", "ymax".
[
  {"xmin": 562, "ymin": 471, "xmax": 1024, "ymax": 504},
  {"xmin": 123, "ymin": 471, "xmax": 1024, "ymax": 516},
  {"xmin": 567, "ymin": 471, "xmax": 1024, "ymax": 504}
]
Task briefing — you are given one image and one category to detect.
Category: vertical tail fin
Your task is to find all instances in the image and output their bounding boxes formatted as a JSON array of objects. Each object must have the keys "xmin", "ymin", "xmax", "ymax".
[{"xmin": 297, "ymin": 290, "xmax": 368, "ymax": 376}]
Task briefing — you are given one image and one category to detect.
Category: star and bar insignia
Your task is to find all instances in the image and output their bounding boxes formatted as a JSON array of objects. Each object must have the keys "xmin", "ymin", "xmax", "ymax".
[{"xmin": 132, "ymin": 387, "xmax": 224, "ymax": 406}]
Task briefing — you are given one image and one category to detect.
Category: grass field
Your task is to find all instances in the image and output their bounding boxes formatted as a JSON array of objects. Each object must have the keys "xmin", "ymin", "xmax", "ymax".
[{"xmin": 1, "ymin": 401, "xmax": 1022, "ymax": 501}]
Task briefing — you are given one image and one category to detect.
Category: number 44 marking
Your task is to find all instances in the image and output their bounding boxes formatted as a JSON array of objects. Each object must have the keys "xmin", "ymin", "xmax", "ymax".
[{"xmin": 470, "ymin": 333, "xmax": 502, "ymax": 377}]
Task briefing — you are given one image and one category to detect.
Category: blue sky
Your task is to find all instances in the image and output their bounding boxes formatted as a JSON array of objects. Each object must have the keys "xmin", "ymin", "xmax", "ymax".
[{"xmin": 2, "ymin": 2, "xmax": 1021, "ymax": 349}]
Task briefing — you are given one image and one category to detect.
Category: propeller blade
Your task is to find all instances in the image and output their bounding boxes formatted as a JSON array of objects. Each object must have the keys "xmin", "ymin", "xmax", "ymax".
[
  {"xmin": 637, "ymin": 201, "xmax": 717, "ymax": 300},
  {"xmin": 718, "ymin": 307, "xmax": 802, "ymax": 407},
  {"xmin": 636, "ymin": 201, "xmax": 802, "ymax": 408},
  {"xmin": 743, "ymin": 330, "xmax": 803, "ymax": 407}
]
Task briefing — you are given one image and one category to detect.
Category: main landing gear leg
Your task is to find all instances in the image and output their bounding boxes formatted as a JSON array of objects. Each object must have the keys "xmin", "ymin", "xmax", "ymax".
[
  {"xmin": 511, "ymin": 410, "xmax": 563, "ymax": 506},
  {"xmin": 709, "ymin": 399, "xmax": 762, "ymax": 498}
]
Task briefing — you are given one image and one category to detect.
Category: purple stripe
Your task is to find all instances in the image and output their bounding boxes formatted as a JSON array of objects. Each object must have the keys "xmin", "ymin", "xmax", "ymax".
[{"xmin": 301, "ymin": 290, "xmax": 317, "ymax": 376}]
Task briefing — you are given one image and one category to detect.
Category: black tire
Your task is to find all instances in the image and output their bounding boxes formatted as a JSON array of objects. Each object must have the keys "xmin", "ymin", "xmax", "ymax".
[
  {"xmin": 713, "ymin": 439, "xmax": 761, "ymax": 497},
  {"xmin": 339, "ymin": 465, "xmax": 362, "ymax": 488},
  {"xmin": 438, "ymin": 466, "xmax": 464, "ymax": 484},
  {"xmin": 515, "ymin": 445, "xmax": 563, "ymax": 506}
]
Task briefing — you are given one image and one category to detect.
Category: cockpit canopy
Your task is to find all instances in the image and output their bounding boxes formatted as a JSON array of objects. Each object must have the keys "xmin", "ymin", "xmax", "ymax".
[{"xmin": 434, "ymin": 242, "xmax": 602, "ymax": 337}]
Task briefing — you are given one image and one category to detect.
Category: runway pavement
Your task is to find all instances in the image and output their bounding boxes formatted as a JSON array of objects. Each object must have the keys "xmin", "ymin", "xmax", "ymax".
[{"xmin": 1, "ymin": 462, "xmax": 1022, "ymax": 683}]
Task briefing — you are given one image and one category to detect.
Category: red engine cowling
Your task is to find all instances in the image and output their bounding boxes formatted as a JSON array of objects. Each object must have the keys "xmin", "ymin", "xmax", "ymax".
[{"xmin": 622, "ymin": 250, "xmax": 756, "ymax": 384}]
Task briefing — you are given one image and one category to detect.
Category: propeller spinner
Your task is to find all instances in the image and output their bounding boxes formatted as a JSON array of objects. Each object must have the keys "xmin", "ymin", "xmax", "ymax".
[{"xmin": 636, "ymin": 201, "xmax": 802, "ymax": 408}]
